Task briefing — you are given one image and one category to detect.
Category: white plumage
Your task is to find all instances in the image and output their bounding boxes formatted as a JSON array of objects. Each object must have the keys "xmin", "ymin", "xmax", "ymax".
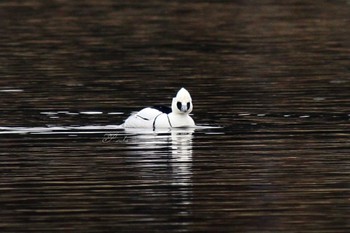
[{"xmin": 123, "ymin": 88, "xmax": 195, "ymax": 128}]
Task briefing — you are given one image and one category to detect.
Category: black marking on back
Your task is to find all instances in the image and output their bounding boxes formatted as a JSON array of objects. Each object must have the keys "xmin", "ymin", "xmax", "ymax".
[
  {"xmin": 152, "ymin": 105, "xmax": 172, "ymax": 114},
  {"xmin": 153, "ymin": 113, "xmax": 163, "ymax": 130},
  {"xmin": 167, "ymin": 114, "xmax": 173, "ymax": 127},
  {"xmin": 136, "ymin": 115, "xmax": 149, "ymax": 121}
]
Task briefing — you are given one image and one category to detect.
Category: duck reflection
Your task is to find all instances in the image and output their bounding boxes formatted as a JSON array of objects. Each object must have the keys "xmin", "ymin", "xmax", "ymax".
[{"xmin": 123, "ymin": 128, "xmax": 194, "ymax": 207}]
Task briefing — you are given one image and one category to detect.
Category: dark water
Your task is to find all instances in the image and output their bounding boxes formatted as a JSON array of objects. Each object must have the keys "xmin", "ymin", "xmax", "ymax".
[{"xmin": 1, "ymin": 0, "xmax": 350, "ymax": 232}]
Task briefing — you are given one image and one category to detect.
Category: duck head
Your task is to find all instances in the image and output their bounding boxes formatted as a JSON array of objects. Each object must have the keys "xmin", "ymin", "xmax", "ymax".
[{"xmin": 171, "ymin": 88, "xmax": 193, "ymax": 114}]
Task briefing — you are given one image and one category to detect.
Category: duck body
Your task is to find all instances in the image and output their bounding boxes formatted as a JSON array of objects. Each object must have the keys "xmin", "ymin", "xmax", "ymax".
[{"xmin": 123, "ymin": 88, "xmax": 195, "ymax": 129}]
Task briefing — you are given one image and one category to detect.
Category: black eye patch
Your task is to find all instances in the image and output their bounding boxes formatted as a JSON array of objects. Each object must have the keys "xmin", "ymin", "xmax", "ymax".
[
  {"xmin": 177, "ymin": 101, "xmax": 182, "ymax": 111},
  {"xmin": 187, "ymin": 102, "xmax": 190, "ymax": 109}
]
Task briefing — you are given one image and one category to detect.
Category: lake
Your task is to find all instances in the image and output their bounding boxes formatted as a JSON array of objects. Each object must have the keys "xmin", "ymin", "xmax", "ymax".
[{"xmin": 0, "ymin": 0, "xmax": 349, "ymax": 232}]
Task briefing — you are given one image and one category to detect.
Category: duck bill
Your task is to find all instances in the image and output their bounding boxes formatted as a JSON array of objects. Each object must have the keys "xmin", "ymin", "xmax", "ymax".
[{"xmin": 181, "ymin": 105, "xmax": 188, "ymax": 112}]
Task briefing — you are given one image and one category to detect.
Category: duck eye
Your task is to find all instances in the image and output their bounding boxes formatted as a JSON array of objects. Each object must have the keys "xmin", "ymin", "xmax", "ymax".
[
  {"xmin": 177, "ymin": 101, "xmax": 182, "ymax": 111},
  {"xmin": 187, "ymin": 102, "xmax": 190, "ymax": 109}
]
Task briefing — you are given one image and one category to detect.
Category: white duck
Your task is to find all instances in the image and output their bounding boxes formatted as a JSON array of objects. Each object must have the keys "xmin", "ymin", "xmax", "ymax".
[{"xmin": 123, "ymin": 88, "xmax": 195, "ymax": 128}]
